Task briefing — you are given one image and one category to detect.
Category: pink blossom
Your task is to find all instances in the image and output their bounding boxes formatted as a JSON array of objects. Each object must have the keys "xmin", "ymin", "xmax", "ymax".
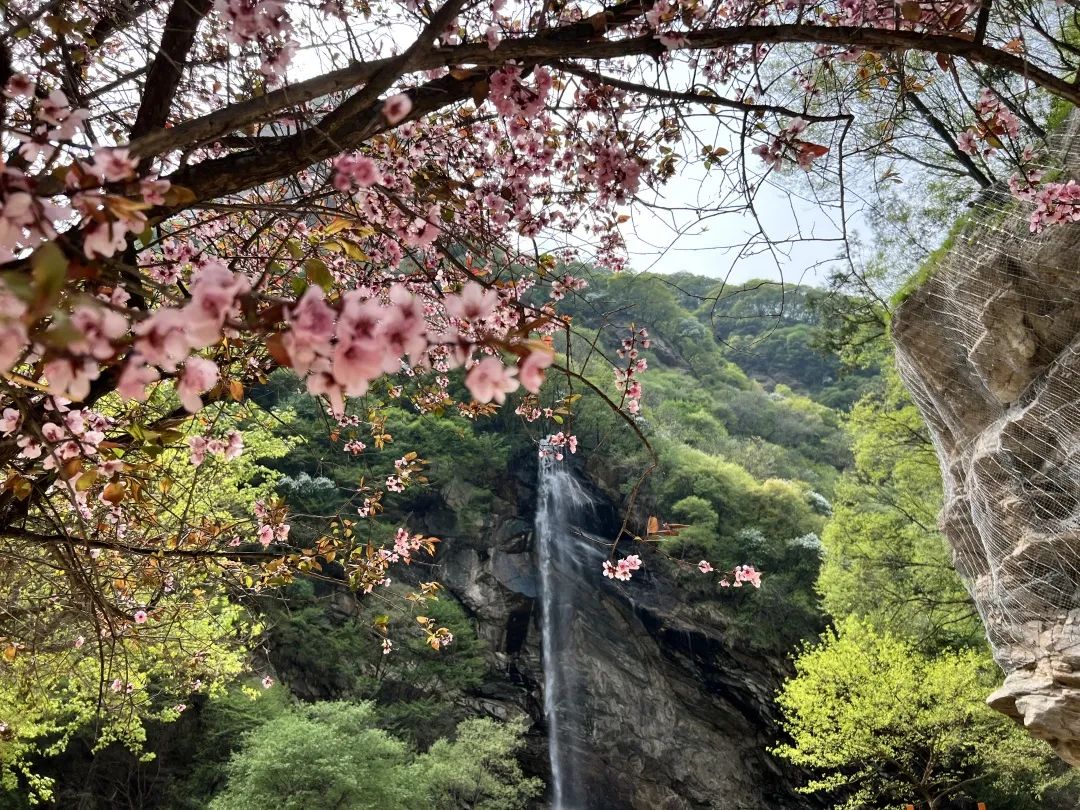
[
  {"xmin": 382, "ymin": 638, "xmax": 393, "ymax": 655},
  {"xmin": 733, "ymin": 564, "xmax": 762, "ymax": 588},
  {"xmin": 188, "ymin": 435, "xmax": 209, "ymax": 467},
  {"xmin": 86, "ymin": 147, "xmax": 138, "ymax": 183},
  {"xmin": 83, "ymin": 220, "xmax": 131, "ymax": 258},
  {"xmin": 178, "ymin": 357, "xmax": 219, "ymax": 413},
  {"xmin": 45, "ymin": 357, "xmax": 99, "ymax": 401},
  {"xmin": 465, "ymin": 356, "xmax": 519, "ymax": 404},
  {"xmin": 117, "ymin": 357, "xmax": 161, "ymax": 401},
  {"xmin": 37, "ymin": 90, "xmax": 72, "ymax": 125},
  {"xmin": 603, "ymin": 554, "xmax": 642, "ymax": 581},
  {"xmin": 383, "ymin": 94, "xmax": 412, "ymax": 125},
  {"xmin": 17, "ymin": 435, "xmax": 42, "ymax": 459},
  {"xmin": 307, "ymin": 359, "xmax": 347, "ymax": 416},
  {"xmin": 224, "ymin": 430, "xmax": 244, "ymax": 460},
  {"xmin": 133, "ymin": 610, "xmax": 148, "ymax": 624},
  {"xmin": 485, "ymin": 25, "xmax": 501, "ymax": 50},
  {"xmin": 133, "ymin": 309, "xmax": 191, "ymax": 371},
  {"xmin": 445, "ymin": 281, "xmax": 498, "ymax": 322},
  {"xmin": 140, "ymin": 176, "xmax": 170, "ymax": 205},
  {"xmin": 260, "ymin": 40, "xmax": 297, "ymax": 83},
  {"xmin": 186, "ymin": 261, "xmax": 251, "ymax": 348},
  {"xmin": 377, "ymin": 287, "xmax": 429, "ymax": 370},
  {"xmin": 70, "ymin": 304, "xmax": 128, "ymax": 360},
  {"xmin": 3, "ymin": 74, "xmax": 33, "ymax": 98},
  {"xmin": 0, "ymin": 408, "xmax": 21, "ymax": 436},
  {"xmin": 258, "ymin": 524, "xmax": 274, "ymax": 546},
  {"xmin": 698, "ymin": 560, "xmax": 713, "ymax": 574},
  {"xmin": 261, "ymin": 675, "xmax": 274, "ymax": 688},
  {"xmin": 956, "ymin": 130, "xmax": 978, "ymax": 155},
  {"xmin": 284, "ymin": 286, "xmax": 335, "ymax": 375},
  {"xmin": 332, "ymin": 338, "xmax": 382, "ymax": 396},
  {"xmin": 1028, "ymin": 180, "xmax": 1080, "ymax": 232},
  {"xmin": 518, "ymin": 348, "xmax": 554, "ymax": 393}
]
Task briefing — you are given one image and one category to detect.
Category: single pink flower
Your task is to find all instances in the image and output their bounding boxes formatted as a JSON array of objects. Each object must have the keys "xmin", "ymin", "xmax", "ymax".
[
  {"xmin": 178, "ymin": 357, "xmax": 219, "ymax": 413},
  {"xmin": 383, "ymin": 94, "xmax": 412, "ymax": 125},
  {"xmin": 465, "ymin": 356, "xmax": 519, "ymax": 404},
  {"xmin": 518, "ymin": 348, "xmax": 554, "ymax": 393}
]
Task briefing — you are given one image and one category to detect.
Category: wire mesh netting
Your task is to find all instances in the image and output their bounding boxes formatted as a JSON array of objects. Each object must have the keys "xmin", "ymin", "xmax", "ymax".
[{"xmin": 891, "ymin": 118, "xmax": 1080, "ymax": 762}]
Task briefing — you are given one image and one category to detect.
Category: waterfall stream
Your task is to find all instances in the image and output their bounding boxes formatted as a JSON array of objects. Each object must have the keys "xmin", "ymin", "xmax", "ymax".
[{"xmin": 535, "ymin": 459, "xmax": 601, "ymax": 810}]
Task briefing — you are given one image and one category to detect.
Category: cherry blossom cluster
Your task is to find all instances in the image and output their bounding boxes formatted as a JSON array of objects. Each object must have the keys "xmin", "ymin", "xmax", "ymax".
[
  {"xmin": 188, "ymin": 431, "xmax": 244, "ymax": 467},
  {"xmin": 1027, "ymin": 181, "xmax": 1080, "ymax": 233},
  {"xmin": 603, "ymin": 554, "xmax": 642, "ymax": 581},
  {"xmin": 488, "ymin": 65, "xmax": 553, "ymax": 119},
  {"xmin": 7, "ymin": 82, "xmax": 87, "ymax": 163},
  {"xmin": 214, "ymin": 0, "xmax": 296, "ymax": 83},
  {"xmin": 386, "ymin": 453, "xmax": 425, "ymax": 493},
  {"xmin": 751, "ymin": 118, "xmax": 830, "ymax": 171},
  {"xmin": 387, "ymin": 527, "xmax": 427, "ymax": 564},
  {"xmin": 644, "ymin": 0, "xmax": 707, "ymax": 49},
  {"xmin": 0, "ymin": 78, "xmax": 168, "ymax": 263},
  {"xmin": 615, "ymin": 326, "xmax": 650, "ymax": 415},
  {"xmin": 254, "ymin": 499, "xmax": 291, "ymax": 547},
  {"xmin": 282, "ymin": 280, "xmax": 553, "ymax": 416},
  {"xmin": 539, "ymin": 432, "xmax": 578, "ymax": 461},
  {"xmin": 695, "ymin": 560, "xmax": 763, "ymax": 587},
  {"xmin": 1003, "ymin": 148, "xmax": 1080, "ymax": 233},
  {"xmin": 957, "ymin": 89, "xmax": 1021, "ymax": 158},
  {"xmin": 549, "ymin": 274, "xmax": 588, "ymax": 302}
]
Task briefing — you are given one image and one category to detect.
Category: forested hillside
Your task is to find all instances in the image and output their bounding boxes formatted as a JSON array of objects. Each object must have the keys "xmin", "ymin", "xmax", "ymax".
[{"xmin": 2, "ymin": 268, "xmax": 1071, "ymax": 809}]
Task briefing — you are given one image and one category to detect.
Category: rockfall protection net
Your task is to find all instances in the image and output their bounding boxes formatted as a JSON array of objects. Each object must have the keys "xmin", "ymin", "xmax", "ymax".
[{"xmin": 890, "ymin": 118, "xmax": 1080, "ymax": 761}]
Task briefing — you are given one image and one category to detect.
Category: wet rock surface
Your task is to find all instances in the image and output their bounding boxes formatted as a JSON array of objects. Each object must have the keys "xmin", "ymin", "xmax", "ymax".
[{"xmin": 436, "ymin": 469, "xmax": 814, "ymax": 809}]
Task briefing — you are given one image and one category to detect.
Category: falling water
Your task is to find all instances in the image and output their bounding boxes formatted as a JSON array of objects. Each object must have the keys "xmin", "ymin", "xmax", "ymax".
[{"xmin": 535, "ymin": 457, "xmax": 598, "ymax": 810}]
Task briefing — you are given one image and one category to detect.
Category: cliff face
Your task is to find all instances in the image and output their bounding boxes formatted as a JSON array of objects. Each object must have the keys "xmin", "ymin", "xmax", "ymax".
[
  {"xmin": 434, "ymin": 468, "xmax": 813, "ymax": 810},
  {"xmin": 891, "ymin": 124, "xmax": 1080, "ymax": 763}
]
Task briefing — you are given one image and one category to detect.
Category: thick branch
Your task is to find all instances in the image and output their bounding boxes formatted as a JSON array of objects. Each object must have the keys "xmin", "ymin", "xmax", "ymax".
[
  {"xmin": 317, "ymin": 0, "xmax": 469, "ymax": 139},
  {"xmin": 974, "ymin": 0, "xmax": 993, "ymax": 43},
  {"xmin": 135, "ymin": 24, "xmax": 1076, "ymax": 210},
  {"xmin": 129, "ymin": 0, "xmax": 213, "ymax": 141},
  {"xmin": 90, "ymin": 0, "xmax": 159, "ymax": 45}
]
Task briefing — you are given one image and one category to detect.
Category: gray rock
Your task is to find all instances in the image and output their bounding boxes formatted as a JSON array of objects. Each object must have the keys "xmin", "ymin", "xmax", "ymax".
[
  {"xmin": 437, "ymin": 490, "xmax": 815, "ymax": 809},
  {"xmin": 892, "ymin": 115, "xmax": 1080, "ymax": 763}
]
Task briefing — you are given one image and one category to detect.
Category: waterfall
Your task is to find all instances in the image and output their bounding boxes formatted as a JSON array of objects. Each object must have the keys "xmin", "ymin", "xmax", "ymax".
[{"xmin": 535, "ymin": 458, "xmax": 600, "ymax": 810}]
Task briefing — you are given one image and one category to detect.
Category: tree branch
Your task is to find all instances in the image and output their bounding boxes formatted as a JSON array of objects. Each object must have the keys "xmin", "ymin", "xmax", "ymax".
[
  {"xmin": 555, "ymin": 61, "xmax": 855, "ymax": 123},
  {"xmin": 121, "ymin": 18, "xmax": 1075, "ymax": 167},
  {"xmin": 129, "ymin": 0, "xmax": 214, "ymax": 142},
  {"xmin": 905, "ymin": 90, "xmax": 993, "ymax": 187}
]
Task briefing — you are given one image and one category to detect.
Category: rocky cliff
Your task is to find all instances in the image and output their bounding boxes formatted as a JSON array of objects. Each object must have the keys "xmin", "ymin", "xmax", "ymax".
[
  {"xmin": 433, "ymin": 464, "xmax": 814, "ymax": 810},
  {"xmin": 892, "ymin": 122, "xmax": 1080, "ymax": 764}
]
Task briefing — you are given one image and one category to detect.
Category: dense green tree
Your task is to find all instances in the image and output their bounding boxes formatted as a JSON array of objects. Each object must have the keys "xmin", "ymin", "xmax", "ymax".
[
  {"xmin": 208, "ymin": 702, "xmax": 421, "ymax": 810},
  {"xmin": 209, "ymin": 702, "xmax": 541, "ymax": 810},
  {"xmin": 412, "ymin": 719, "xmax": 544, "ymax": 810},
  {"xmin": 774, "ymin": 619, "xmax": 1074, "ymax": 810},
  {"xmin": 817, "ymin": 365, "xmax": 983, "ymax": 650}
]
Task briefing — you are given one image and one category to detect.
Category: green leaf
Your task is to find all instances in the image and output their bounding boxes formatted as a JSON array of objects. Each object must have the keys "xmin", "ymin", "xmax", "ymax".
[
  {"xmin": 31, "ymin": 242, "xmax": 68, "ymax": 313},
  {"xmin": 304, "ymin": 258, "xmax": 333, "ymax": 292}
]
